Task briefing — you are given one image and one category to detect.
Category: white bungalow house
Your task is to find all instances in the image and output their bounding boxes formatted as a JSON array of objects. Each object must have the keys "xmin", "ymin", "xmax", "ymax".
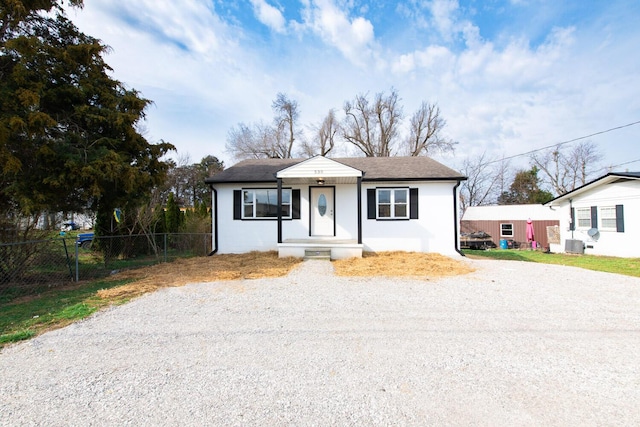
[
  {"xmin": 205, "ymin": 156, "xmax": 467, "ymax": 259},
  {"xmin": 544, "ymin": 171, "xmax": 640, "ymax": 257}
]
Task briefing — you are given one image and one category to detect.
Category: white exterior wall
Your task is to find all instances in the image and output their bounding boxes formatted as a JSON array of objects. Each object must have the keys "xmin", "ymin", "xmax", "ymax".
[
  {"xmin": 333, "ymin": 184, "xmax": 359, "ymax": 238},
  {"xmin": 213, "ymin": 183, "xmax": 296, "ymax": 254},
  {"xmin": 361, "ymin": 181, "xmax": 460, "ymax": 256},
  {"xmin": 213, "ymin": 183, "xmax": 359, "ymax": 254},
  {"xmin": 213, "ymin": 180, "xmax": 460, "ymax": 256},
  {"xmin": 549, "ymin": 180, "xmax": 640, "ymax": 257}
]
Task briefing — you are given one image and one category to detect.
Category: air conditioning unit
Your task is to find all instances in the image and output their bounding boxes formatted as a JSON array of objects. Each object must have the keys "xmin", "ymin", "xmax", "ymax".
[{"xmin": 565, "ymin": 239, "xmax": 584, "ymax": 254}]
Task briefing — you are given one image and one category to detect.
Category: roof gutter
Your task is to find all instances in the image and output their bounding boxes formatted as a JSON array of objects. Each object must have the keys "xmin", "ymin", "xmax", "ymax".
[
  {"xmin": 453, "ymin": 180, "xmax": 465, "ymax": 257},
  {"xmin": 207, "ymin": 185, "xmax": 218, "ymax": 256}
]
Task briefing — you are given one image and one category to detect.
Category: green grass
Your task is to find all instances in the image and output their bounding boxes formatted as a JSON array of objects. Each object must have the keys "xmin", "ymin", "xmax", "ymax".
[
  {"xmin": 0, "ymin": 330, "xmax": 35, "ymax": 345},
  {"xmin": 1, "ymin": 246, "xmax": 204, "ymax": 348},
  {"xmin": 463, "ymin": 249, "xmax": 640, "ymax": 277},
  {"xmin": 0, "ymin": 278, "xmax": 133, "ymax": 348}
]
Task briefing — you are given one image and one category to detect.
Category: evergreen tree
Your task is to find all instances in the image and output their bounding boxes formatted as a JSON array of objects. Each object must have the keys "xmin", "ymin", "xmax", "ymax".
[
  {"xmin": 197, "ymin": 200, "xmax": 209, "ymax": 218},
  {"xmin": 498, "ymin": 167, "xmax": 553, "ymax": 205},
  {"xmin": 165, "ymin": 193, "xmax": 181, "ymax": 233},
  {"xmin": 152, "ymin": 204, "xmax": 166, "ymax": 234},
  {"xmin": 0, "ymin": 1, "xmax": 174, "ymax": 234}
]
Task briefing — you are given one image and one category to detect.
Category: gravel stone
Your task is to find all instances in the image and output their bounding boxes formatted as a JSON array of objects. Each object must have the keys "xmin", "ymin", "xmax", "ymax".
[{"xmin": 1, "ymin": 258, "xmax": 639, "ymax": 426}]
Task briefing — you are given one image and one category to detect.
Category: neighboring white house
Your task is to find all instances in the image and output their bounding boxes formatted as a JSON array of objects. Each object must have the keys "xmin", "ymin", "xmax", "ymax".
[
  {"xmin": 544, "ymin": 172, "xmax": 640, "ymax": 257},
  {"xmin": 205, "ymin": 156, "xmax": 467, "ymax": 259}
]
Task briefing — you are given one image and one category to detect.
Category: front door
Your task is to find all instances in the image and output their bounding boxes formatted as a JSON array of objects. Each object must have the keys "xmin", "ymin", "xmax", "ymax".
[{"xmin": 310, "ymin": 187, "xmax": 334, "ymax": 237}]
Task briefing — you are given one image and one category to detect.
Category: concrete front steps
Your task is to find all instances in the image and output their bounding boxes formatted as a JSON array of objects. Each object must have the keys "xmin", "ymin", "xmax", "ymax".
[
  {"xmin": 303, "ymin": 249, "xmax": 331, "ymax": 260},
  {"xmin": 278, "ymin": 239, "xmax": 363, "ymax": 260}
]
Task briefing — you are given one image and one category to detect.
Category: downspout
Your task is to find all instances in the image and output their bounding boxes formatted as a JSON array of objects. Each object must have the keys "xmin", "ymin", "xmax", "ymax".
[
  {"xmin": 277, "ymin": 178, "xmax": 283, "ymax": 244},
  {"xmin": 357, "ymin": 176, "xmax": 362, "ymax": 244},
  {"xmin": 569, "ymin": 198, "xmax": 574, "ymax": 239},
  {"xmin": 453, "ymin": 180, "xmax": 464, "ymax": 257},
  {"xmin": 207, "ymin": 185, "xmax": 218, "ymax": 256}
]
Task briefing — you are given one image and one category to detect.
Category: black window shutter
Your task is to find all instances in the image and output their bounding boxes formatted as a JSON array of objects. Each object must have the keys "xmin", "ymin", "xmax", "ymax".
[
  {"xmin": 590, "ymin": 206, "xmax": 598, "ymax": 229},
  {"xmin": 409, "ymin": 188, "xmax": 419, "ymax": 219},
  {"xmin": 367, "ymin": 189, "xmax": 376, "ymax": 219},
  {"xmin": 233, "ymin": 190, "xmax": 241, "ymax": 220},
  {"xmin": 292, "ymin": 189, "xmax": 301, "ymax": 219},
  {"xmin": 570, "ymin": 207, "xmax": 575, "ymax": 231},
  {"xmin": 616, "ymin": 204, "xmax": 625, "ymax": 232}
]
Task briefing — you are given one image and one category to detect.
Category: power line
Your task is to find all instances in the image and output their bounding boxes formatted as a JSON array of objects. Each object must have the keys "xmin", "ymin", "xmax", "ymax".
[
  {"xmin": 485, "ymin": 119, "xmax": 640, "ymax": 165},
  {"xmin": 603, "ymin": 158, "xmax": 640, "ymax": 171}
]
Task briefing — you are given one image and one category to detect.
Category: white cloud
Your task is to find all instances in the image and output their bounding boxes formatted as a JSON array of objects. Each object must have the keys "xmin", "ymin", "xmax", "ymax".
[
  {"xmin": 103, "ymin": 0, "xmax": 229, "ymax": 55},
  {"xmin": 387, "ymin": 7, "xmax": 585, "ymax": 166},
  {"xmin": 250, "ymin": 0, "xmax": 286, "ymax": 33},
  {"xmin": 391, "ymin": 45, "xmax": 454, "ymax": 74},
  {"xmin": 301, "ymin": 0, "xmax": 376, "ymax": 65},
  {"xmin": 428, "ymin": 0, "xmax": 460, "ymax": 41}
]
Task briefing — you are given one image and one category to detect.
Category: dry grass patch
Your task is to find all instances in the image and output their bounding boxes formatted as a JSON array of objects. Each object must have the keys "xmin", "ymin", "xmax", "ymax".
[
  {"xmin": 97, "ymin": 251, "xmax": 472, "ymax": 300},
  {"xmin": 98, "ymin": 251, "xmax": 301, "ymax": 300},
  {"xmin": 333, "ymin": 251, "xmax": 474, "ymax": 278}
]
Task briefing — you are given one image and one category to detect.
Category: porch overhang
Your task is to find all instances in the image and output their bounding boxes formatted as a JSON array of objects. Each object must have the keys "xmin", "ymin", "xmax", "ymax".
[
  {"xmin": 276, "ymin": 156, "xmax": 363, "ymax": 184},
  {"xmin": 275, "ymin": 156, "xmax": 364, "ymax": 250}
]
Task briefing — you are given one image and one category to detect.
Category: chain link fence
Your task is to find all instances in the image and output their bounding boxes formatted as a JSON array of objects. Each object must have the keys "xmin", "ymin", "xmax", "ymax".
[{"xmin": 0, "ymin": 233, "xmax": 212, "ymax": 303}]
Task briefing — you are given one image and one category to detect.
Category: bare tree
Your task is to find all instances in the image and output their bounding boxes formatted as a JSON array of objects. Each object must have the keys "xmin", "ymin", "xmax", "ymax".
[
  {"xmin": 272, "ymin": 92, "xmax": 299, "ymax": 159},
  {"xmin": 459, "ymin": 153, "xmax": 512, "ymax": 213},
  {"xmin": 225, "ymin": 122, "xmax": 260, "ymax": 160},
  {"xmin": 342, "ymin": 88, "xmax": 403, "ymax": 157},
  {"xmin": 225, "ymin": 121, "xmax": 282, "ymax": 160},
  {"xmin": 300, "ymin": 109, "xmax": 340, "ymax": 157},
  {"xmin": 570, "ymin": 140, "xmax": 602, "ymax": 185},
  {"xmin": 342, "ymin": 94, "xmax": 374, "ymax": 156},
  {"xmin": 403, "ymin": 102, "xmax": 457, "ymax": 156},
  {"xmin": 532, "ymin": 141, "xmax": 602, "ymax": 196},
  {"xmin": 226, "ymin": 93, "xmax": 300, "ymax": 160},
  {"xmin": 317, "ymin": 108, "xmax": 339, "ymax": 156}
]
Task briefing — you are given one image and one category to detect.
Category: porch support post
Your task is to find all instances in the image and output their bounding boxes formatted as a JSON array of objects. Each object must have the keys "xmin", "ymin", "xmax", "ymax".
[
  {"xmin": 357, "ymin": 176, "xmax": 362, "ymax": 244},
  {"xmin": 277, "ymin": 178, "xmax": 283, "ymax": 244}
]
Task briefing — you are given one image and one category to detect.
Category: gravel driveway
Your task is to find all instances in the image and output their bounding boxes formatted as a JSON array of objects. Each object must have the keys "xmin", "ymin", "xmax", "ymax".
[{"xmin": 1, "ymin": 258, "xmax": 639, "ymax": 426}]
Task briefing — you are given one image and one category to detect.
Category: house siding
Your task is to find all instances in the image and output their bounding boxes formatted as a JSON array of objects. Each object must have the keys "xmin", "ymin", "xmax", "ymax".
[
  {"xmin": 461, "ymin": 219, "xmax": 559, "ymax": 249},
  {"xmin": 461, "ymin": 204, "xmax": 560, "ymax": 249},
  {"xmin": 361, "ymin": 181, "xmax": 459, "ymax": 255},
  {"xmin": 214, "ymin": 184, "xmax": 306, "ymax": 253},
  {"xmin": 215, "ymin": 183, "xmax": 360, "ymax": 254},
  {"xmin": 550, "ymin": 180, "xmax": 640, "ymax": 257},
  {"xmin": 213, "ymin": 180, "xmax": 461, "ymax": 256}
]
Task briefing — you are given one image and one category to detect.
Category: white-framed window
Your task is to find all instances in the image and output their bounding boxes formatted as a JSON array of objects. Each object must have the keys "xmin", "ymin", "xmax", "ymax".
[
  {"xmin": 242, "ymin": 189, "xmax": 291, "ymax": 219},
  {"xmin": 599, "ymin": 206, "xmax": 617, "ymax": 230},
  {"xmin": 576, "ymin": 207, "xmax": 591, "ymax": 228},
  {"xmin": 500, "ymin": 223, "xmax": 513, "ymax": 237},
  {"xmin": 377, "ymin": 188, "xmax": 408, "ymax": 219}
]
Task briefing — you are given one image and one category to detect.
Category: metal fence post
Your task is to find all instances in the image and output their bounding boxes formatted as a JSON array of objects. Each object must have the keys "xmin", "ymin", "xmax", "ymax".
[
  {"xmin": 75, "ymin": 237, "xmax": 79, "ymax": 282},
  {"xmin": 164, "ymin": 233, "xmax": 167, "ymax": 263},
  {"xmin": 62, "ymin": 238, "xmax": 74, "ymax": 282}
]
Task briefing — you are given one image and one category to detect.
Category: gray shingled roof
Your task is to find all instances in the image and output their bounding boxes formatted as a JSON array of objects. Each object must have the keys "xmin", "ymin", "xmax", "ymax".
[{"xmin": 205, "ymin": 157, "xmax": 466, "ymax": 183}]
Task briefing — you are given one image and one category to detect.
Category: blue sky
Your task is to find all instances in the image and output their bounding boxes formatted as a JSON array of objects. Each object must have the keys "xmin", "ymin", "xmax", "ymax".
[{"xmin": 72, "ymin": 0, "xmax": 640, "ymax": 174}]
